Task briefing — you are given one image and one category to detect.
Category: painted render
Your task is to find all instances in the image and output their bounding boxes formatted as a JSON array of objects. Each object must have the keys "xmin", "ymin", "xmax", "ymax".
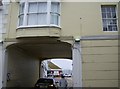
[
  {"xmin": 0, "ymin": 1, "xmax": 3, "ymax": 88},
  {"xmin": 1, "ymin": 0, "xmax": 120, "ymax": 88}
]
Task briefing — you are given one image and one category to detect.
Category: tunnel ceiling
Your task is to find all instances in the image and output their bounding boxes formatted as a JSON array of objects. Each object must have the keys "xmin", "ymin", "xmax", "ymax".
[{"xmin": 14, "ymin": 37, "xmax": 72, "ymax": 60}]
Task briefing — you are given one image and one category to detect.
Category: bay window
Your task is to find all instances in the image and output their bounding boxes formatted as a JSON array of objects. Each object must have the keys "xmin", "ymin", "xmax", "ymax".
[{"xmin": 18, "ymin": 0, "xmax": 60, "ymax": 27}]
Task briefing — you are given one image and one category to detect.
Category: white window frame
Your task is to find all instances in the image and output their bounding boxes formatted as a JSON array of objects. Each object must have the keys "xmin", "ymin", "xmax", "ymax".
[
  {"xmin": 101, "ymin": 5, "xmax": 118, "ymax": 32},
  {"xmin": 18, "ymin": 0, "xmax": 60, "ymax": 28}
]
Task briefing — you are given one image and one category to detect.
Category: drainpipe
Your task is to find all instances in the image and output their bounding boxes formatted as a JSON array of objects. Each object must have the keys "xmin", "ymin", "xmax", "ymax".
[{"xmin": 72, "ymin": 40, "xmax": 82, "ymax": 88}]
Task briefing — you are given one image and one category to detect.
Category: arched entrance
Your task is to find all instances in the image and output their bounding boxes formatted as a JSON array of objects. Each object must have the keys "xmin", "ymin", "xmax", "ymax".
[{"xmin": 3, "ymin": 37, "xmax": 72, "ymax": 87}]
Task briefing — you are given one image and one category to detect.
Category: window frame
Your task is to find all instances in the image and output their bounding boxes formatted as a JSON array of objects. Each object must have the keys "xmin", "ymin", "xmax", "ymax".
[
  {"xmin": 18, "ymin": 0, "xmax": 61, "ymax": 28},
  {"xmin": 101, "ymin": 5, "xmax": 118, "ymax": 32}
]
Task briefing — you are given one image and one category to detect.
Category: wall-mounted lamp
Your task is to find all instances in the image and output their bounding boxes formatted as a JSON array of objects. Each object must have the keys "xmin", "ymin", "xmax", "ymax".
[{"xmin": 74, "ymin": 36, "xmax": 81, "ymax": 42}]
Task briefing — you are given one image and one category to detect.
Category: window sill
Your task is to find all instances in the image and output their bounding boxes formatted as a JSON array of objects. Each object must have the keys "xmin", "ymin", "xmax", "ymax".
[
  {"xmin": 17, "ymin": 25, "xmax": 61, "ymax": 30},
  {"xmin": 103, "ymin": 31, "xmax": 118, "ymax": 32}
]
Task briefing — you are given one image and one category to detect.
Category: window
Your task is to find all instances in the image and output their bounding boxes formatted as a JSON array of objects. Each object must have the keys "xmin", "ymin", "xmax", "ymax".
[
  {"xmin": 101, "ymin": 5, "xmax": 118, "ymax": 31},
  {"xmin": 19, "ymin": 3, "xmax": 24, "ymax": 26},
  {"xmin": 27, "ymin": 2, "xmax": 47, "ymax": 25},
  {"xmin": 50, "ymin": 2, "xmax": 60, "ymax": 25},
  {"xmin": 18, "ymin": 0, "xmax": 60, "ymax": 27}
]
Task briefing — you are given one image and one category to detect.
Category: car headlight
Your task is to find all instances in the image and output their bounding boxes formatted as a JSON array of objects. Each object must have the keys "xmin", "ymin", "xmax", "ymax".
[
  {"xmin": 49, "ymin": 84, "xmax": 54, "ymax": 87},
  {"xmin": 35, "ymin": 84, "xmax": 39, "ymax": 87}
]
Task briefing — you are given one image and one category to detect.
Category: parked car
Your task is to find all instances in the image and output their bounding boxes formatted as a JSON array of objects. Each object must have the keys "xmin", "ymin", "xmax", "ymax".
[
  {"xmin": 34, "ymin": 78, "xmax": 57, "ymax": 89},
  {"xmin": 63, "ymin": 73, "xmax": 71, "ymax": 77}
]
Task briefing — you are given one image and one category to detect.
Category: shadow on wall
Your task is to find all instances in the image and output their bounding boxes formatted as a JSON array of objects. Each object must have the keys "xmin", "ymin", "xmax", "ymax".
[{"xmin": 6, "ymin": 46, "xmax": 39, "ymax": 87}]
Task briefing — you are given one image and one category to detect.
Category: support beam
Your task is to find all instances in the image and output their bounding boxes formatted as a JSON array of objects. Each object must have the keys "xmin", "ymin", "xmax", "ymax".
[{"xmin": 72, "ymin": 42, "xmax": 82, "ymax": 87}]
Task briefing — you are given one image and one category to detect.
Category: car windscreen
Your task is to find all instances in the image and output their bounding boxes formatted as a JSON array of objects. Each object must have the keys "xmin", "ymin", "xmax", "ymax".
[{"xmin": 37, "ymin": 79, "xmax": 53, "ymax": 84}]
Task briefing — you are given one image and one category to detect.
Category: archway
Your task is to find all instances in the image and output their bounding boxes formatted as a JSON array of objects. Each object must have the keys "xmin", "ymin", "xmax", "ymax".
[{"xmin": 3, "ymin": 37, "xmax": 72, "ymax": 87}]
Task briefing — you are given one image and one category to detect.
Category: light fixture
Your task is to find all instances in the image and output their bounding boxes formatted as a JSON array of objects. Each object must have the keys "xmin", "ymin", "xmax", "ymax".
[{"xmin": 74, "ymin": 36, "xmax": 80, "ymax": 42}]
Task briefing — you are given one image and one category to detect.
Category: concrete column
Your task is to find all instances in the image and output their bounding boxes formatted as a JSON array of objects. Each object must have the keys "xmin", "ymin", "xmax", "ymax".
[
  {"xmin": 40, "ymin": 61, "xmax": 44, "ymax": 78},
  {"xmin": 40, "ymin": 61, "xmax": 47, "ymax": 78},
  {"xmin": 72, "ymin": 42, "xmax": 82, "ymax": 87},
  {"xmin": 117, "ymin": 8, "xmax": 120, "ymax": 88},
  {"xmin": 0, "ymin": 43, "xmax": 2, "ymax": 89},
  {"xmin": 2, "ymin": 49, "xmax": 8, "ymax": 87}
]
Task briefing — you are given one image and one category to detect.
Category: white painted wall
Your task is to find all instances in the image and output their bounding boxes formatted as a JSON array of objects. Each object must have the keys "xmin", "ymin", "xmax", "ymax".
[{"xmin": 72, "ymin": 42, "xmax": 82, "ymax": 87}]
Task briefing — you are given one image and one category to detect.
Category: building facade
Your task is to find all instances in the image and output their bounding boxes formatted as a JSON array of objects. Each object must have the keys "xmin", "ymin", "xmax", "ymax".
[
  {"xmin": 0, "ymin": 0, "xmax": 3, "ymax": 88},
  {"xmin": 1, "ymin": 0, "xmax": 120, "ymax": 88},
  {"xmin": 40, "ymin": 60, "xmax": 62, "ymax": 78}
]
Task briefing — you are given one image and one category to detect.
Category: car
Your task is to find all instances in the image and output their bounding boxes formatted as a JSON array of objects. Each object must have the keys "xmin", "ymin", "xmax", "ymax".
[
  {"xmin": 63, "ymin": 73, "xmax": 71, "ymax": 77},
  {"xmin": 34, "ymin": 78, "xmax": 57, "ymax": 89}
]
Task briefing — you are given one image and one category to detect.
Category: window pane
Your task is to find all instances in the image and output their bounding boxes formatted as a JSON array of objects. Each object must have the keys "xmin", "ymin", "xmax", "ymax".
[
  {"xmin": 107, "ymin": 13, "xmax": 111, "ymax": 18},
  {"xmin": 19, "ymin": 3, "xmax": 24, "ymax": 26},
  {"xmin": 112, "ymin": 12, "xmax": 116, "ymax": 18},
  {"xmin": 112, "ymin": 19, "xmax": 117, "ymax": 24},
  {"xmin": 51, "ymin": 14, "xmax": 59, "ymax": 25},
  {"xmin": 103, "ymin": 19, "xmax": 107, "ymax": 25},
  {"xmin": 51, "ymin": 2, "xmax": 59, "ymax": 13},
  {"xmin": 108, "ymin": 25, "xmax": 117, "ymax": 31},
  {"xmin": 102, "ymin": 13, "xmax": 106, "ymax": 18},
  {"xmin": 38, "ymin": 2, "xmax": 47, "ymax": 13},
  {"xmin": 29, "ymin": 3, "xmax": 37, "ymax": 13},
  {"xmin": 20, "ymin": 3, "xmax": 24, "ymax": 14},
  {"xmin": 38, "ymin": 14, "xmax": 47, "ymax": 25},
  {"xmin": 106, "ymin": 7, "xmax": 111, "ymax": 12},
  {"xmin": 51, "ymin": 2, "xmax": 60, "ymax": 25},
  {"xmin": 101, "ymin": 7, "xmax": 106, "ymax": 12},
  {"xmin": 108, "ymin": 25, "xmax": 112, "ymax": 31},
  {"xmin": 112, "ymin": 25, "xmax": 117, "ymax": 31},
  {"xmin": 27, "ymin": 14, "xmax": 37, "ymax": 25},
  {"xmin": 103, "ymin": 26, "xmax": 107, "ymax": 31},
  {"xmin": 19, "ymin": 15, "xmax": 23, "ymax": 26},
  {"xmin": 107, "ymin": 19, "xmax": 113, "ymax": 25},
  {"xmin": 111, "ymin": 6, "xmax": 116, "ymax": 12}
]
